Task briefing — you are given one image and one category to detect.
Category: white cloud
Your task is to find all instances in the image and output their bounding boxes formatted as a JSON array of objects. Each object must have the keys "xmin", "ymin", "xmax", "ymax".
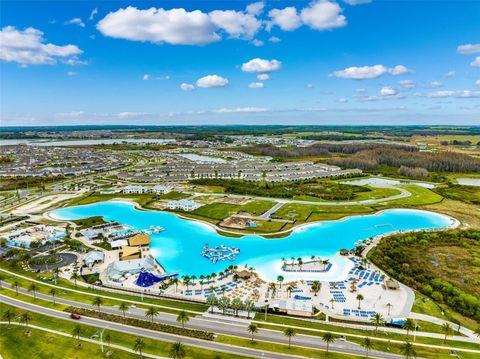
[
  {"xmin": 342, "ymin": 0, "xmax": 372, "ymax": 5},
  {"xmin": 471, "ymin": 56, "xmax": 480, "ymax": 67},
  {"xmin": 388, "ymin": 65, "xmax": 411, "ymax": 75},
  {"xmin": 67, "ymin": 71, "xmax": 77, "ymax": 76},
  {"xmin": 337, "ymin": 98, "xmax": 348, "ymax": 103},
  {"xmin": 306, "ymin": 84, "xmax": 314, "ymax": 88},
  {"xmin": 330, "ymin": 64, "xmax": 411, "ymax": 79},
  {"xmin": 355, "ymin": 88, "xmax": 366, "ymax": 93},
  {"xmin": 457, "ymin": 43, "xmax": 480, "ymax": 55},
  {"xmin": 143, "ymin": 74, "xmax": 150, "ymax": 81},
  {"xmin": 380, "ymin": 86, "xmax": 397, "ymax": 96},
  {"xmin": 300, "ymin": 0, "xmax": 347, "ymax": 31},
  {"xmin": 430, "ymin": 81, "xmax": 443, "ymax": 88},
  {"xmin": 268, "ymin": 7, "xmax": 301, "ymax": 31},
  {"xmin": 89, "ymin": 8, "xmax": 98, "ymax": 21},
  {"xmin": 241, "ymin": 58, "xmax": 282, "ymax": 73},
  {"xmin": 425, "ymin": 90, "xmax": 480, "ymax": 98},
  {"xmin": 445, "ymin": 71, "xmax": 456, "ymax": 78},
  {"xmin": 251, "ymin": 39, "xmax": 264, "ymax": 46},
  {"xmin": 180, "ymin": 83, "xmax": 195, "ymax": 91},
  {"xmin": 248, "ymin": 82, "xmax": 264, "ymax": 89},
  {"xmin": 115, "ymin": 112, "xmax": 151, "ymax": 119},
  {"xmin": 399, "ymin": 80, "xmax": 416, "ymax": 89},
  {"xmin": 196, "ymin": 75, "xmax": 229, "ymax": 88},
  {"xmin": 475, "ymin": 80, "xmax": 480, "ymax": 86},
  {"xmin": 257, "ymin": 73, "xmax": 270, "ymax": 80},
  {"xmin": 246, "ymin": 2, "xmax": 265, "ymax": 16},
  {"xmin": 65, "ymin": 18, "xmax": 85, "ymax": 28},
  {"xmin": 0, "ymin": 26, "xmax": 83, "ymax": 65},
  {"xmin": 209, "ymin": 9, "xmax": 261, "ymax": 39},
  {"xmin": 64, "ymin": 57, "xmax": 87, "ymax": 66},
  {"xmin": 97, "ymin": 7, "xmax": 220, "ymax": 45},
  {"xmin": 213, "ymin": 107, "xmax": 268, "ymax": 113},
  {"xmin": 268, "ymin": 36, "xmax": 281, "ymax": 43}
]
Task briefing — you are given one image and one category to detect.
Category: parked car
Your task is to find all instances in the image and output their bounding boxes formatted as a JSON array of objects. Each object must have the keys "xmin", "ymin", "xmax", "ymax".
[{"xmin": 70, "ymin": 313, "xmax": 81, "ymax": 320}]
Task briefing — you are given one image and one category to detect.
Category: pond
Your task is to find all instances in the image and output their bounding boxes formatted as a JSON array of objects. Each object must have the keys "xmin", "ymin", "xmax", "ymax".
[
  {"xmin": 342, "ymin": 177, "xmax": 436, "ymax": 189},
  {"xmin": 50, "ymin": 201, "xmax": 454, "ymax": 281}
]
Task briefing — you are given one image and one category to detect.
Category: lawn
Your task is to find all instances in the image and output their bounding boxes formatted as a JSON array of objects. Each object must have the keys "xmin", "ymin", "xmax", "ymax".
[{"xmin": 191, "ymin": 200, "xmax": 275, "ymax": 220}]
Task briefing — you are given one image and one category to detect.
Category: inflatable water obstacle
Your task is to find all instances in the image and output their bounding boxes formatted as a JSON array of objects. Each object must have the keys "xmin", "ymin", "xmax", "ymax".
[{"xmin": 202, "ymin": 243, "xmax": 240, "ymax": 263}]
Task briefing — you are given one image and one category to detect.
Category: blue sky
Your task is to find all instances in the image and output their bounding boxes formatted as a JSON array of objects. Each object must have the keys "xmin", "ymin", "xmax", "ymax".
[{"xmin": 1, "ymin": 0, "xmax": 479, "ymax": 126}]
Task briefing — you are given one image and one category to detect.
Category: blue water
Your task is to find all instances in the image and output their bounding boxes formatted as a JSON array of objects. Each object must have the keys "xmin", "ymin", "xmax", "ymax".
[{"xmin": 50, "ymin": 201, "xmax": 453, "ymax": 281}]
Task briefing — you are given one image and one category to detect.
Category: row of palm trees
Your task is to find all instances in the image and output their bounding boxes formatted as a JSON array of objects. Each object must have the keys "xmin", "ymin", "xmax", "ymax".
[
  {"xmin": 281, "ymin": 256, "xmax": 330, "ymax": 270},
  {"xmin": 206, "ymin": 295, "xmax": 256, "ymax": 317}
]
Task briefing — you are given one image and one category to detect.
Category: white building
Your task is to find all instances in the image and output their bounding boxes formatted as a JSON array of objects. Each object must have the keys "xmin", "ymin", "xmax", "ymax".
[
  {"xmin": 151, "ymin": 185, "xmax": 172, "ymax": 194},
  {"xmin": 122, "ymin": 185, "xmax": 147, "ymax": 194},
  {"xmin": 167, "ymin": 199, "xmax": 202, "ymax": 211}
]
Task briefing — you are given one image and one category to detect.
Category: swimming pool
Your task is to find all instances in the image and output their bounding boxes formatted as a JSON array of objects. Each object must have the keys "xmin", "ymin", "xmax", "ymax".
[{"xmin": 50, "ymin": 201, "xmax": 454, "ymax": 281}]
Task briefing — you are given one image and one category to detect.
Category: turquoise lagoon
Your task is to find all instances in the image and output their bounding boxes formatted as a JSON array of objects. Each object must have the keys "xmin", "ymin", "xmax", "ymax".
[{"xmin": 50, "ymin": 201, "xmax": 454, "ymax": 281}]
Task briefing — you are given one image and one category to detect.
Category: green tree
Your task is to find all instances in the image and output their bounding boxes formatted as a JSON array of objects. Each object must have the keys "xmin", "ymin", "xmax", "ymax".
[
  {"xmin": 71, "ymin": 271, "xmax": 80, "ymax": 288},
  {"xmin": 71, "ymin": 324, "xmax": 82, "ymax": 342},
  {"xmin": 370, "ymin": 313, "xmax": 385, "ymax": 334},
  {"xmin": 48, "ymin": 288, "xmax": 57, "ymax": 304},
  {"xmin": 400, "ymin": 341, "xmax": 417, "ymax": 359},
  {"xmin": 92, "ymin": 296, "xmax": 103, "ymax": 312},
  {"xmin": 356, "ymin": 294, "xmax": 364, "ymax": 309},
  {"xmin": 283, "ymin": 327, "xmax": 296, "ymax": 349},
  {"xmin": 145, "ymin": 306, "xmax": 159, "ymax": 323},
  {"xmin": 244, "ymin": 299, "xmax": 255, "ymax": 318},
  {"xmin": 231, "ymin": 298, "xmax": 244, "ymax": 317},
  {"xmin": 361, "ymin": 337, "xmax": 374, "ymax": 358},
  {"xmin": 11, "ymin": 280, "xmax": 19, "ymax": 295},
  {"xmin": 311, "ymin": 280, "xmax": 321, "ymax": 296},
  {"xmin": 402, "ymin": 319, "xmax": 416, "ymax": 338},
  {"xmin": 28, "ymin": 283, "xmax": 37, "ymax": 299},
  {"xmin": 2, "ymin": 309, "xmax": 16, "ymax": 328},
  {"xmin": 171, "ymin": 277, "xmax": 179, "ymax": 293},
  {"xmin": 20, "ymin": 311, "xmax": 32, "ymax": 328},
  {"xmin": 248, "ymin": 323, "xmax": 259, "ymax": 343},
  {"xmin": 442, "ymin": 323, "xmax": 452, "ymax": 343},
  {"xmin": 169, "ymin": 341, "xmax": 186, "ymax": 359},
  {"xmin": 206, "ymin": 294, "xmax": 217, "ymax": 313},
  {"xmin": 176, "ymin": 311, "xmax": 190, "ymax": 329},
  {"xmin": 133, "ymin": 337, "xmax": 145, "ymax": 359},
  {"xmin": 118, "ymin": 302, "xmax": 130, "ymax": 319},
  {"xmin": 321, "ymin": 332, "xmax": 336, "ymax": 354},
  {"xmin": 277, "ymin": 275, "xmax": 284, "ymax": 289}
]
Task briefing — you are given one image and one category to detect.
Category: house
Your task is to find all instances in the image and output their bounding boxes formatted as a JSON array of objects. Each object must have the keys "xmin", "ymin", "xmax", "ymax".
[
  {"xmin": 122, "ymin": 185, "xmax": 146, "ymax": 194},
  {"xmin": 275, "ymin": 300, "xmax": 313, "ymax": 317},
  {"xmin": 82, "ymin": 251, "xmax": 104, "ymax": 268},
  {"xmin": 151, "ymin": 185, "xmax": 171, "ymax": 194},
  {"xmin": 167, "ymin": 199, "xmax": 202, "ymax": 211}
]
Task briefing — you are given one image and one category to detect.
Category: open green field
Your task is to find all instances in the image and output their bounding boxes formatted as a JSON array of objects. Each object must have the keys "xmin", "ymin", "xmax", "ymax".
[{"xmin": 191, "ymin": 200, "xmax": 275, "ymax": 220}]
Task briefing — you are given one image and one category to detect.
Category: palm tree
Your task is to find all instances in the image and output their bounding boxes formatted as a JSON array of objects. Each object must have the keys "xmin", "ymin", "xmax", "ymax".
[
  {"xmin": 297, "ymin": 257, "xmax": 303, "ymax": 270},
  {"xmin": 169, "ymin": 341, "xmax": 187, "ymax": 359},
  {"xmin": 329, "ymin": 298, "xmax": 335, "ymax": 309},
  {"xmin": 71, "ymin": 271, "xmax": 80, "ymax": 288},
  {"xmin": 48, "ymin": 288, "xmax": 57, "ymax": 304},
  {"xmin": 133, "ymin": 337, "xmax": 145, "ymax": 358},
  {"xmin": 218, "ymin": 296, "xmax": 230, "ymax": 315},
  {"xmin": 232, "ymin": 273, "xmax": 240, "ymax": 287},
  {"xmin": 321, "ymin": 332, "xmax": 336, "ymax": 353},
  {"xmin": 370, "ymin": 313, "xmax": 385, "ymax": 334},
  {"xmin": 28, "ymin": 283, "xmax": 37, "ymax": 299},
  {"xmin": 322, "ymin": 259, "xmax": 330, "ymax": 271},
  {"xmin": 20, "ymin": 311, "xmax": 31, "ymax": 328},
  {"xmin": 361, "ymin": 337, "xmax": 374, "ymax": 358},
  {"xmin": 400, "ymin": 341, "xmax": 417, "ymax": 359},
  {"xmin": 72, "ymin": 324, "xmax": 82, "ymax": 342},
  {"xmin": 176, "ymin": 311, "xmax": 189, "ymax": 329},
  {"xmin": 277, "ymin": 275, "xmax": 284, "ymax": 290},
  {"xmin": 283, "ymin": 327, "xmax": 296, "ymax": 349},
  {"xmin": 146, "ymin": 306, "xmax": 159, "ymax": 323},
  {"xmin": 2, "ymin": 309, "xmax": 16, "ymax": 328},
  {"xmin": 244, "ymin": 299, "xmax": 255, "ymax": 319},
  {"xmin": 182, "ymin": 275, "xmax": 191, "ymax": 291},
  {"xmin": 311, "ymin": 280, "xmax": 321, "ymax": 296},
  {"xmin": 92, "ymin": 296, "xmax": 103, "ymax": 312},
  {"xmin": 286, "ymin": 285, "xmax": 294, "ymax": 298},
  {"xmin": 268, "ymin": 282, "xmax": 276, "ymax": 297},
  {"xmin": 474, "ymin": 326, "xmax": 480, "ymax": 338},
  {"xmin": 248, "ymin": 323, "xmax": 259, "ymax": 343},
  {"xmin": 206, "ymin": 294, "xmax": 217, "ymax": 313},
  {"xmin": 171, "ymin": 278, "xmax": 179, "ymax": 293},
  {"xmin": 231, "ymin": 298, "xmax": 244, "ymax": 317},
  {"xmin": 11, "ymin": 280, "xmax": 19, "ymax": 295},
  {"xmin": 118, "ymin": 302, "xmax": 129, "ymax": 319},
  {"xmin": 105, "ymin": 332, "xmax": 111, "ymax": 347},
  {"xmin": 402, "ymin": 319, "xmax": 416, "ymax": 338},
  {"xmin": 442, "ymin": 323, "xmax": 452, "ymax": 343},
  {"xmin": 356, "ymin": 294, "xmax": 364, "ymax": 309},
  {"xmin": 221, "ymin": 287, "xmax": 226, "ymax": 297},
  {"xmin": 386, "ymin": 303, "xmax": 393, "ymax": 316}
]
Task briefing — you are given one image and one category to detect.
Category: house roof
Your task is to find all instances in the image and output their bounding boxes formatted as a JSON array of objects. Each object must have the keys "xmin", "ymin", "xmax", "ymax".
[
  {"xmin": 83, "ymin": 250, "xmax": 104, "ymax": 264},
  {"xmin": 121, "ymin": 246, "xmax": 140, "ymax": 258},
  {"xmin": 128, "ymin": 233, "xmax": 151, "ymax": 246}
]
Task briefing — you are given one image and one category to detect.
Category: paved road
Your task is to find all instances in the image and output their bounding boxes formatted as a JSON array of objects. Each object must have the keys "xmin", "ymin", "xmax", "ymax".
[
  {"xmin": 0, "ymin": 289, "xmax": 403, "ymax": 359},
  {"xmin": 1, "ymin": 294, "xmax": 402, "ymax": 359}
]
